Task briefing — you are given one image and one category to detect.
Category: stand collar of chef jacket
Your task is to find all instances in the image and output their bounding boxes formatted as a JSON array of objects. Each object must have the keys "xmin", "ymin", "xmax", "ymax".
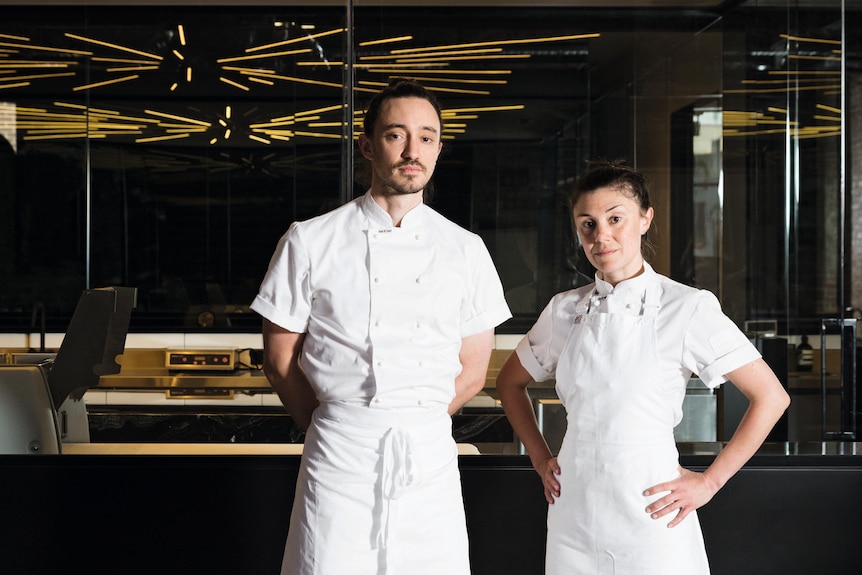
[
  {"xmin": 360, "ymin": 190, "xmax": 428, "ymax": 232},
  {"xmin": 593, "ymin": 261, "xmax": 657, "ymax": 300}
]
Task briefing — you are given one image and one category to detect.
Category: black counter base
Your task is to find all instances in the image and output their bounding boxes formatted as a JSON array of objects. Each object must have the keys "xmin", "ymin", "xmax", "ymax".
[{"xmin": 0, "ymin": 454, "xmax": 859, "ymax": 575}]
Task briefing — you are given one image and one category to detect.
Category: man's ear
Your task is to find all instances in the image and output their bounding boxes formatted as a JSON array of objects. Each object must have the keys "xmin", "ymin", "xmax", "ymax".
[{"xmin": 358, "ymin": 133, "xmax": 373, "ymax": 160}]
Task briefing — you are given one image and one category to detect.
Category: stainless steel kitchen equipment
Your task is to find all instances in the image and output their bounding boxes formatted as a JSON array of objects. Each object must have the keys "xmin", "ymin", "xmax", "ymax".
[{"xmin": 0, "ymin": 286, "xmax": 136, "ymax": 453}]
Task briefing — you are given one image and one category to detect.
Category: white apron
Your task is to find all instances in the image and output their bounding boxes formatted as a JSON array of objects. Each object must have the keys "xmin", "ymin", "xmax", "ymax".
[
  {"xmin": 281, "ymin": 401, "xmax": 470, "ymax": 575},
  {"xmin": 547, "ymin": 288, "xmax": 710, "ymax": 575}
]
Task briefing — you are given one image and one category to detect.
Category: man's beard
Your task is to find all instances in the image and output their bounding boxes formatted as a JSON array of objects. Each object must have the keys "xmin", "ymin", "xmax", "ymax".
[{"xmin": 379, "ymin": 162, "xmax": 427, "ymax": 196}]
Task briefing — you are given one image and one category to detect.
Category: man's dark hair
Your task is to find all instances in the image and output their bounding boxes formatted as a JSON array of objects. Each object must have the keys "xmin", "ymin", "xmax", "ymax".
[{"xmin": 362, "ymin": 78, "xmax": 444, "ymax": 137}]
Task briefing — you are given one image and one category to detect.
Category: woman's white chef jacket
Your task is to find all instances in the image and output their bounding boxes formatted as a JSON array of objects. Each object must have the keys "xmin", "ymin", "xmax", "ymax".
[
  {"xmin": 251, "ymin": 190, "xmax": 512, "ymax": 408},
  {"xmin": 518, "ymin": 262, "xmax": 761, "ymax": 399},
  {"xmin": 516, "ymin": 263, "xmax": 761, "ymax": 575}
]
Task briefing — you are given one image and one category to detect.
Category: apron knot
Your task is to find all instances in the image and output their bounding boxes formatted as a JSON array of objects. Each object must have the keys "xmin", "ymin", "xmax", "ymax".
[
  {"xmin": 375, "ymin": 427, "xmax": 418, "ymax": 552},
  {"xmin": 382, "ymin": 427, "xmax": 417, "ymax": 499}
]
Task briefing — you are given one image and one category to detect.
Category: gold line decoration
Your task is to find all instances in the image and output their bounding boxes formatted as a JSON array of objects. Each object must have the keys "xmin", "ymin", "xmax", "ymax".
[
  {"xmin": 360, "ymin": 48, "xmax": 502, "ymax": 61},
  {"xmin": 245, "ymin": 28, "xmax": 346, "ymax": 53},
  {"xmin": 357, "ymin": 79, "xmax": 489, "ymax": 96},
  {"xmin": 92, "ymin": 57, "xmax": 161, "ymax": 65},
  {"xmin": 144, "ymin": 109, "xmax": 212, "ymax": 127},
  {"xmin": 0, "ymin": 60, "xmax": 74, "ymax": 69},
  {"xmin": 816, "ymin": 103, "xmax": 841, "ymax": 115},
  {"xmin": 780, "ymin": 33, "xmax": 842, "ymax": 46},
  {"xmin": 359, "ymin": 36, "xmax": 413, "ymax": 47},
  {"xmin": 0, "ymin": 40, "xmax": 91, "ymax": 56},
  {"xmin": 394, "ymin": 54, "xmax": 531, "ymax": 64},
  {"xmin": 219, "ymin": 76, "xmax": 249, "ymax": 91},
  {"xmin": 2, "ymin": 22, "xmax": 598, "ymax": 145},
  {"xmin": 106, "ymin": 65, "xmax": 159, "ymax": 73},
  {"xmin": 389, "ymin": 33, "xmax": 600, "ymax": 54},
  {"xmin": 73, "ymin": 75, "xmax": 140, "ymax": 91},
  {"xmin": 404, "ymin": 75, "xmax": 507, "ymax": 85},
  {"xmin": 136, "ymin": 133, "xmax": 191, "ymax": 143},
  {"xmin": 216, "ymin": 48, "xmax": 311, "ymax": 64},
  {"xmin": 0, "ymin": 72, "xmax": 75, "ymax": 82},
  {"xmin": 65, "ymin": 33, "xmax": 162, "ymax": 60},
  {"xmin": 366, "ymin": 68, "xmax": 511, "ymax": 76}
]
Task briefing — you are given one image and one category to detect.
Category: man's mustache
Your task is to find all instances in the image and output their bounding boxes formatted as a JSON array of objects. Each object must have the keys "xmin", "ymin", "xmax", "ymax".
[{"xmin": 395, "ymin": 161, "xmax": 424, "ymax": 170}]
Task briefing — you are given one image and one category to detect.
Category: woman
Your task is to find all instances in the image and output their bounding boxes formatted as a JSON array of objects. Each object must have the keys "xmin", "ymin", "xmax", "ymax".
[{"xmin": 496, "ymin": 161, "xmax": 790, "ymax": 575}]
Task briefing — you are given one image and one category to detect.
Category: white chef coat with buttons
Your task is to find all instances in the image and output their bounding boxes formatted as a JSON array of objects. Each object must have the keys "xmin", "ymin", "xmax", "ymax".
[
  {"xmin": 251, "ymin": 190, "xmax": 512, "ymax": 409},
  {"xmin": 252, "ymin": 191, "xmax": 511, "ymax": 575}
]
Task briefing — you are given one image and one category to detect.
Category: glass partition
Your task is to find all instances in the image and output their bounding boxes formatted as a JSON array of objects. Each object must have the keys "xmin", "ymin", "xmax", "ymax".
[{"xmin": 0, "ymin": 0, "xmax": 856, "ymax": 346}]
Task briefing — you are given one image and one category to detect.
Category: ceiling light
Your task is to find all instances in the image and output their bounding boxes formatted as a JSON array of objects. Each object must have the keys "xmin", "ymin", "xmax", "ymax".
[
  {"xmin": 65, "ymin": 33, "xmax": 161, "ymax": 60},
  {"xmin": 360, "ymin": 36, "xmax": 413, "ymax": 47},
  {"xmin": 389, "ymin": 33, "xmax": 600, "ymax": 55},
  {"xmin": 145, "ymin": 109, "xmax": 211, "ymax": 127},
  {"xmin": 361, "ymin": 48, "xmax": 502, "ymax": 61},
  {"xmin": 780, "ymin": 33, "xmax": 841, "ymax": 46},
  {"xmin": 220, "ymin": 76, "xmax": 249, "ymax": 91},
  {"xmin": 0, "ymin": 40, "xmax": 91, "ymax": 56},
  {"xmin": 399, "ymin": 76, "xmax": 506, "ymax": 85},
  {"xmin": 816, "ymin": 103, "xmax": 841, "ymax": 114},
  {"xmin": 245, "ymin": 28, "xmax": 345, "ymax": 53},
  {"xmin": 217, "ymin": 48, "xmax": 311, "ymax": 64},
  {"xmin": 73, "ymin": 75, "xmax": 140, "ymax": 91},
  {"xmin": 136, "ymin": 133, "xmax": 190, "ymax": 143}
]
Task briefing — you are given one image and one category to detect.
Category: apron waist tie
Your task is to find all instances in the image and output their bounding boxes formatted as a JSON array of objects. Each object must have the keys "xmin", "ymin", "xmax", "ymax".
[{"xmin": 376, "ymin": 426, "xmax": 418, "ymax": 554}]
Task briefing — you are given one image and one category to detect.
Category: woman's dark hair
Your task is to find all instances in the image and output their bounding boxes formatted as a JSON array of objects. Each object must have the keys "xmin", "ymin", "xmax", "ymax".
[
  {"xmin": 362, "ymin": 77, "xmax": 443, "ymax": 137},
  {"xmin": 569, "ymin": 160, "xmax": 655, "ymax": 258}
]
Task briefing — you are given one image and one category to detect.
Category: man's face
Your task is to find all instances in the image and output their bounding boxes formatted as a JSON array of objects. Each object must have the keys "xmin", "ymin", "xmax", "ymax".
[{"xmin": 360, "ymin": 96, "xmax": 443, "ymax": 197}]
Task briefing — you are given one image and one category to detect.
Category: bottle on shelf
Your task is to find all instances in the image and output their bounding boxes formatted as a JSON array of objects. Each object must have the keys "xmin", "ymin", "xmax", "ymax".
[{"xmin": 795, "ymin": 334, "xmax": 813, "ymax": 372}]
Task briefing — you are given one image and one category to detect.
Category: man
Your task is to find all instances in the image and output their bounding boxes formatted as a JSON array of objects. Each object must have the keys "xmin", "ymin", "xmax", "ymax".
[{"xmin": 250, "ymin": 78, "xmax": 511, "ymax": 575}]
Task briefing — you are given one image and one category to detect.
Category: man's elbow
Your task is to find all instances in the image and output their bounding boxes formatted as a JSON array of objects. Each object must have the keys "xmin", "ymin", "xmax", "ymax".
[{"xmin": 464, "ymin": 374, "xmax": 488, "ymax": 399}]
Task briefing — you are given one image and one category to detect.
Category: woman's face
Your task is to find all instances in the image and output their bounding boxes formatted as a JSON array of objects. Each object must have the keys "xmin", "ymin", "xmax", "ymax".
[{"xmin": 572, "ymin": 185, "xmax": 654, "ymax": 286}]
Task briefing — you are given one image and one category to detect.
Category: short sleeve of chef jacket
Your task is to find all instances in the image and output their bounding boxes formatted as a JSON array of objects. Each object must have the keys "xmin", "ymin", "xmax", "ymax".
[
  {"xmin": 459, "ymin": 233, "xmax": 513, "ymax": 338},
  {"xmin": 249, "ymin": 222, "xmax": 311, "ymax": 334},
  {"xmin": 514, "ymin": 289, "xmax": 581, "ymax": 383},
  {"xmin": 680, "ymin": 289, "xmax": 761, "ymax": 389}
]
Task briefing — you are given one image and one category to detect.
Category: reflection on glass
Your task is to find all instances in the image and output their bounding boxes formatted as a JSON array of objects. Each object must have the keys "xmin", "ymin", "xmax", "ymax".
[{"xmin": 0, "ymin": 2, "xmax": 854, "ymax": 348}]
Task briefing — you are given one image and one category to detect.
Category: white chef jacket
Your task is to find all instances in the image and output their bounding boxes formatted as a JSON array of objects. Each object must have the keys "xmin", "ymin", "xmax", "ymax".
[
  {"xmin": 251, "ymin": 191, "xmax": 512, "ymax": 409},
  {"xmin": 516, "ymin": 263, "xmax": 761, "ymax": 575},
  {"xmin": 517, "ymin": 263, "xmax": 761, "ymax": 421}
]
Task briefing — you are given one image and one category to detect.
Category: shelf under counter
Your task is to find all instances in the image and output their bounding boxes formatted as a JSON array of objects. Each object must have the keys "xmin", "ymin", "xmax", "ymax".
[{"xmin": 81, "ymin": 390, "xmax": 514, "ymax": 447}]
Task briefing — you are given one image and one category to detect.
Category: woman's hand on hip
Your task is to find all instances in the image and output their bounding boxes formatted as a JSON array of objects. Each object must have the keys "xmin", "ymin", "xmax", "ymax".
[
  {"xmin": 642, "ymin": 466, "xmax": 720, "ymax": 528},
  {"xmin": 536, "ymin": 456, "xmax": 562, "ymax": 504}
]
